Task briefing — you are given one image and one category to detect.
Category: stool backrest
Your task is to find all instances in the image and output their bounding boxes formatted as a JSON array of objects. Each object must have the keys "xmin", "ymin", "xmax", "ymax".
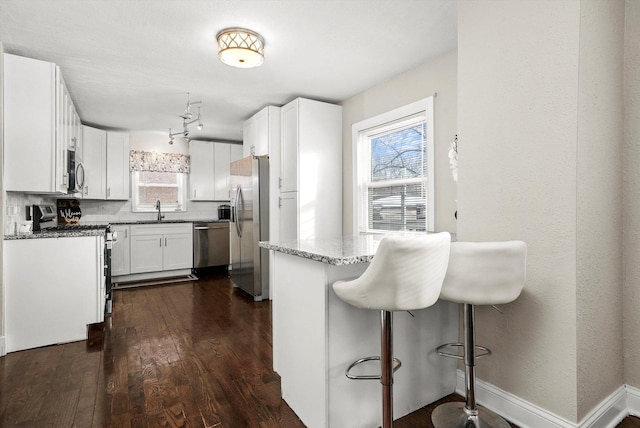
[
  {"xmin": 440, "ymin": 241, "xmax": 527, "ymax": 305},
  {"xmin": 334, "ymin": 232, "xmax": 451, "ymax": 311}
]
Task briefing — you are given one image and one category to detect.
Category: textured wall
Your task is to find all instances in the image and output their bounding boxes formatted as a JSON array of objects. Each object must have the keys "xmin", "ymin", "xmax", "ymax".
[
  {"xmin": 575, "ymin": 0, "xmax": 625, "ymax": 419},
  {"xmin": 341, "ymin": 49, "xmax": 458, "ymax": 236},
  {"xmin": 457, "ymin": 0, "xmax": 581, "ymax": 421},
  {"xmin": 623, "ymin": 0, "xmax": 640, "ymax": 388}
]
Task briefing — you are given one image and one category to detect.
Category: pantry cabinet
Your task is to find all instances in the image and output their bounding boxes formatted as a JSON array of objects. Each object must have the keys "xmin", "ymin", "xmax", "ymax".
[
  {"xmin": 3, "ymin": 53, "xmax": 79, "ymax": 194},
  {"xmin": 189, "ymin": 141, "xmax": 243, "ymax": 201},
  {"xmin": 279, "ymin": 98, "xmax": 342, "ymax": 240},
  {"xmin": 129, "ymin": 223, "xmax": 192, "ymax": 274}
]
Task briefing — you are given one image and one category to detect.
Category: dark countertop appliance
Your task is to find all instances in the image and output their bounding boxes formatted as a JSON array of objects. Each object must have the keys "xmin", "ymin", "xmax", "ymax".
[
  {"xmin": 218, "ymin": 204, "xmax": 231, "ymax": 220},
  {"xmin": 27, "ymin": 204, "xmax": 56, "ymax": 232}
]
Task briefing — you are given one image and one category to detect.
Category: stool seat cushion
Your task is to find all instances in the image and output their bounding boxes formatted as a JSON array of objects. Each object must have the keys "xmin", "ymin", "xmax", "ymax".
[
  {"xmin": 439, "ymin": 241, "xmax": 527, "ymax": 305},
  {"xmin": 332, "ymin": 232, "xmax": 451, "ymax": 311}
]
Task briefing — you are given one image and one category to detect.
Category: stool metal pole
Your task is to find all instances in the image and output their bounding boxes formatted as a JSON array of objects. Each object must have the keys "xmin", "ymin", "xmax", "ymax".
[
  {"xmin": 464, "ymin": 303, "xmax": 478, "ymax": 416},
  {"xmin": 380, "ymin": 310, "xmax": 393, "ymax": 428},
  {"xmin": 431, "ymin": 303, "xmax": 512, "ymax": 428}
]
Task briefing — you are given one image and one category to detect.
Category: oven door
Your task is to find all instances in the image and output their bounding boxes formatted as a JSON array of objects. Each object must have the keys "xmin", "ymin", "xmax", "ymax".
[{"xmin": 104, "ymin": 232, "xmax": 113, "ymax": 316}]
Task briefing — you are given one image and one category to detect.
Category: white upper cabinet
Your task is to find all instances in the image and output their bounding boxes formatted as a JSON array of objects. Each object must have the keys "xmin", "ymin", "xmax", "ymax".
[
  {"xmin": 243, "ymin": 105, "xmax": 281, "ymax": 157},
  {"xmin": 79, "ymin": 127, "xmax": 129, "ymax": 200},
  {"xmin": 189, "ymin": 141, "xmax": 239, "ymax": 201},
  {"xmin": 4, "ymin": 53, "xmax": 75, "ymax": 194},
  {"xmin": 279, "ymin": 98, "xmax": 343, "ymax": 240},
  {"xmin": 189, "ymin": 140, "xmax": 215, "ymax": 200},
  {"xmin": 81, "ymin": 126, "xmax": 107, "ymax": 199},
  {"xmin": 214, "ymin": 143, "xmax": 231, "ymax": 201},
  {"xmin": 230, "ymin": 144, "xmax": 243, "ymax": 163},
  {"xmin": 106, "ymin": 132, "xmax": 130, "ymax": 200}
]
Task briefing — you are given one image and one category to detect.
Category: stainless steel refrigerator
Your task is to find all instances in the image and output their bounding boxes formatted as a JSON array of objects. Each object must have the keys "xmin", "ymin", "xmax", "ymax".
[{"xmin": 229, "ymin": 155, "xmax": 269, "ymax": 301}]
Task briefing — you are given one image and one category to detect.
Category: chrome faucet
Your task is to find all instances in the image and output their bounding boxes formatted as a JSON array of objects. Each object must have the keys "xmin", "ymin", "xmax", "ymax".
[{"xmin": 155, "ymin": 199, "xmax": 164, "ymax": 222}]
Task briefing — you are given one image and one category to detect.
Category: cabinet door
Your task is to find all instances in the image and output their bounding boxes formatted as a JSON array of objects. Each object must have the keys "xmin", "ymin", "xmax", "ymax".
[
  {"xmin": 189, "ymin": 140, "xmax": 215, "ymax": 200},
  {"xmin": 243, "ymin": 116, "xmax": 256, "ymax": 157},
  {"xmin": 214, "ymin": 143, "xmax": 231, "ymax": 200},
  {"xmin": 106, "ymin": 132, "xmax": 130, "ymax": 200},
  {"xmin": 55, "ymin": 70, "xmax": 70, "ymax": 193},
  {"xmin": 280, "ymin": 100, "xmax": 299, "ymax": 192},
  {"xmin": 130, "ymin": 234, "xmax": 164, "ymax": 273},
  {"xmin": 163, "ymin": 233, "xmax": 193, "ymax": 270},
  {"xmin": 82, "ymin": 126, "xmax": 107, "ymax": 199},
  {"xmin": 279, "ymin": 192, "xmax": 298, "ymax": 241},
  {"xmin": 253, "ymin": 108, "xmax": 270, "ymax": 155},
  {"xmin": 230, "ymin": 144, "xmax": 243, "ymax": 162},
  {"xmin": 3, "ymin": 54, "xmax": 59, "ymax": 193},
  {"xmin": 111, "ymin": 225, "xmax": 131, "ymax": 276},
  {"xmin": 4, "ymin": 237, "xmax": 101, "ymax": 352}
]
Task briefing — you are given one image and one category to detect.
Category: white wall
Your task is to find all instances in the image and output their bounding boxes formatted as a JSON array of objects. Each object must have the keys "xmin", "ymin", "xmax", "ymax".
[
  {"xmin": 457, "ymin": 0, "xmax": 625, "ymax": 422},
  {"xmin": 341, "ymin": 49, "xmax": 457, "ymax": 236},
  {"xmin": 623, "ymin": 0, "xmax": 640, "ymax": 390},
  {"xmin": 575, "ymin": 0, "xmax": 624, "ymax": 417}
]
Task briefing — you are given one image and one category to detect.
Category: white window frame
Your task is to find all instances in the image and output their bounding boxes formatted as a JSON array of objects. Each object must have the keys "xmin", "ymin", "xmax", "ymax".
[
  {"xmin": 131, "ymin": 171, "xmax": 187, "ymax": 213},
  {"xmin": 352, "ymin": 96, "xmax": 435, "ymax": 234}
]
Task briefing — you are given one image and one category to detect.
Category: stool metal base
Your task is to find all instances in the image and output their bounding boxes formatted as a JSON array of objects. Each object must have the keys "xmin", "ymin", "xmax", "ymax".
[{"xmin": 431, "ymin": 402, "xmax": 512, "ymax": 428}]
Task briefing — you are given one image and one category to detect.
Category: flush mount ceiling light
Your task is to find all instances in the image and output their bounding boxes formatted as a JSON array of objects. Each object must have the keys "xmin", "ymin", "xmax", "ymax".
[
  {"xmin": 216, "ymin": 27, "xmax": 265, "ymax": 68},
  {"xmin": 168, "ymin": 93, "xmax": 204, "ymax": 145}
]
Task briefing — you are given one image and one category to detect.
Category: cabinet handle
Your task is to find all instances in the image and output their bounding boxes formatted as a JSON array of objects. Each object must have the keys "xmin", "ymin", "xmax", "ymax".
[
  {"xmin": 165, "ymin": 237, "xmax": 168, "ymax": 247},
  {"xmin": 84, "ymin": 186, "xmax": 88, "ymax": 196},
  {"xmin": 160, "ymin": 238, "xmax": 162, "ymax": 247},
  {"xmin": 194, "ymin": 189, "xmax": 197, "ymax": 198},
  {"xmin": 279, "ymin": 196, "xmax": 282, "ymax": 208},
  {"xmin": 125, "ymin": 229, "xmax": 127, "ymax": 239},
  {"xmin": 107, "ymin": 187, "xmax": 110, "ymax": 198},
  {"xmin": 279, "ymin": 177, "xmax": 282, "ymax": 189}
]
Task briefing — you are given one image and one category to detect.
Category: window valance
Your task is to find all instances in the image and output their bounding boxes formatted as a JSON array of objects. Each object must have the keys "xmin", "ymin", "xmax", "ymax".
[{"xmin": 129, "ymin": 150, "xmax": 190, "ymax": 173}]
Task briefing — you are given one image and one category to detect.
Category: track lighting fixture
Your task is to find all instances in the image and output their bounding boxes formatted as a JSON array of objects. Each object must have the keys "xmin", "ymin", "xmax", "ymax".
[{"xmin": 168, "ymin": 93, "xmax": 204, "ymax": 144}]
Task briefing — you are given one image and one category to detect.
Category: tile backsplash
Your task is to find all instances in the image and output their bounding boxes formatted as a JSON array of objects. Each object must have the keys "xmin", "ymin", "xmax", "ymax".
[
  {"xmin": 4, "ymin": 192, "xmax": 56, "ymax": 235},
  {"xmin": 3, "ymin": 192, "xmax": 228, "ymax": 235}
]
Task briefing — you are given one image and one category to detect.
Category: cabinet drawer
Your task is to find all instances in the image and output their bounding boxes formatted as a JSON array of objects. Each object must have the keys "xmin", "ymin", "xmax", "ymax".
[{"xmin": 130, "ymin": 223, "xmax": 192, "ymax": 236}]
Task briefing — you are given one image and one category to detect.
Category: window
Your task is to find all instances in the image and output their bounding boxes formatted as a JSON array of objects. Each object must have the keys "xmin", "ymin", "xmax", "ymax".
[
  {"xmin": 131, "ymin": 171, "xmax": 187, "ymax": 212},
  {"xmin": 353, "ymin": 97, "xmax": 434, "ymax": 233}
]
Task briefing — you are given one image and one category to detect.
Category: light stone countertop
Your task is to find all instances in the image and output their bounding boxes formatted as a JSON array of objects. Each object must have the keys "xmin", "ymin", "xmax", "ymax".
[{"xmin": 259, "ymin": 232, "xmax": 456, "ymax": 266}]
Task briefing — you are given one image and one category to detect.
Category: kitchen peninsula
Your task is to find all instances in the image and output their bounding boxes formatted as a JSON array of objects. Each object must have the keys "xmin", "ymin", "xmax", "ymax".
[{"xmin": 260, "ymin": 234, "xmax": 458, "ymax": 428}]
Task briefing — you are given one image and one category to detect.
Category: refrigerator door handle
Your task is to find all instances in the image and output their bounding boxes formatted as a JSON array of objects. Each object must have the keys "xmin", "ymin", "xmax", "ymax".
[{"xmin": 234, "ymin": 186, "xmax": 243, "ymax": 238}]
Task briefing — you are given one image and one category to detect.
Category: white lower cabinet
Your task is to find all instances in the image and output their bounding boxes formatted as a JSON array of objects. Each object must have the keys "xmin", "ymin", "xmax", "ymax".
[
  {"xmin": 4, "ymin": 236, "xmax": 105, "ymax": 353},
  {"xmin": 111, "ymin": 225, "xmax": 131, "ymax": 276},
  {"xmin": 129, "ymin": 223, "xmax": 193, "ymax": 274}
]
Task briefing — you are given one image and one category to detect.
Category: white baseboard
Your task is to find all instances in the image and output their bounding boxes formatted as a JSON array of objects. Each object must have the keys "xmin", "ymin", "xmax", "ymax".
[
  {"xmin": 0, "ymin": 336, "xmax": 5, "ymax": 356},
  {"xmin": 455, "ymin": 370, "xmax": 631, "ymax": 428},
  {"xmin": 627, "ymin": 384, "xmax": 640, "ymax": 417}
]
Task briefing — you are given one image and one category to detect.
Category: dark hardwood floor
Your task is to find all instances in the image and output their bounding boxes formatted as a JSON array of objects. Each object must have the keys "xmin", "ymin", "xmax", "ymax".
[{"xmin": 0, "ymin": 268, "xmax": 638, "ymax": 427}]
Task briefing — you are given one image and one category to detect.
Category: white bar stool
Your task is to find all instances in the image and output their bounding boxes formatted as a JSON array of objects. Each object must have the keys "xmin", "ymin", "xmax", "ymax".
[
  {"xmin": 431, "ymin": 241, "xmax": 527, "ymax": 428},
  {"xmin": 332, "ymin": 232, "xmax": 451, "ymax": 428}
]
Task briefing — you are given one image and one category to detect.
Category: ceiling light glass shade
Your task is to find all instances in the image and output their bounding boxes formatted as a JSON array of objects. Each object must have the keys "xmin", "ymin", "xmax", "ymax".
[{"xmin": 216, "ymin": 28, "xmax": 264, "ymax": 68}]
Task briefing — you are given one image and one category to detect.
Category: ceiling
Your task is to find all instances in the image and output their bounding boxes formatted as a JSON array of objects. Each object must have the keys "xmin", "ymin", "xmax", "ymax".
[{"xmin": 0, "ymin": 0, "xmax": 457, "ymax": 143}]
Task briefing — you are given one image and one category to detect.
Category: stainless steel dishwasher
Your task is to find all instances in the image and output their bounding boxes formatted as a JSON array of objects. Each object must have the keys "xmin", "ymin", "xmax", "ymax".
[{"xmin": 193, "ymin": 222, "xmax": 230, "ymax": 268}]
